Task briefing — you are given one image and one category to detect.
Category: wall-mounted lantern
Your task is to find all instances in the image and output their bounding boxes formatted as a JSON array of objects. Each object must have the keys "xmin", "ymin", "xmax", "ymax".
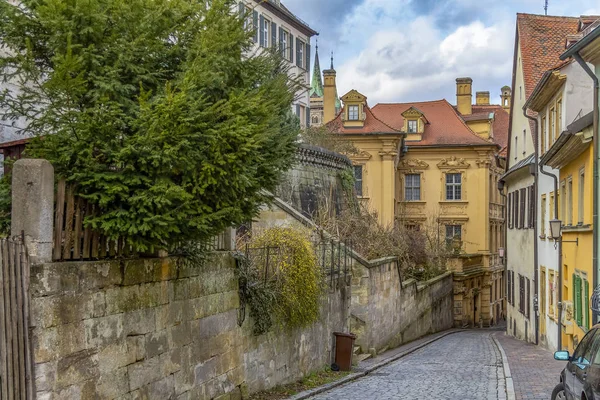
[{"xmin": 549, "ymin": 219, "xmax": 578, "ymax": 248}]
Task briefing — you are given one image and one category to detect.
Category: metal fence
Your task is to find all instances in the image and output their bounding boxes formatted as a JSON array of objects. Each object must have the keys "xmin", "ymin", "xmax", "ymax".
[{"xmin": 241, "ymin": 238, "xmax": 353, "ymax": 287}]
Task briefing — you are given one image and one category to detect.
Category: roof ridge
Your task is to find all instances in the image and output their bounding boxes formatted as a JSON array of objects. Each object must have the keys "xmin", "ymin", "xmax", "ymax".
[
  {"xmin": 440, "ymin": 99, "xmax": 493, "ymax": 145},
  {"xmin": 517, "ymin": 13, "xmax": 580, "ymax": 20},
  {"xmin": 373, "ymin": 99, "xmax": 447, "ymax": 107}
]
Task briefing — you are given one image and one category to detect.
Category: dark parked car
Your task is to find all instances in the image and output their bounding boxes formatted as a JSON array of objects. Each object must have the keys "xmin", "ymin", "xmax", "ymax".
[{"xmin": 552, "ymin": 324, "xmax": 600, "ymax": 400}]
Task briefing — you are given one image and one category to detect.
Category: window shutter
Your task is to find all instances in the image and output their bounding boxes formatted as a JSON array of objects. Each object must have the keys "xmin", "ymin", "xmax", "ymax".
[
  {"xmin": 259, "ymin": 15, "xmax": 265, "ymax": 47},
  {"xmin": 527, "ymin": 278, "xmax": 531, "ymax": 318},
  {"xmin": 575, "ymin": 274, "xmax": 583, "ymax": 326},
  {"xmin": 507, "ymin": 272, "xmax": 511, "ymax": 304},
  {"xmin": 515, "ymin": 191, "xmax": 519, "ymax": 229},
  {"xmin": 238, "ymin": 2, "xmax": 245, "ymax": 19},
  {"xmin": 253, "ymin": 11, "xmax": 258, "ymax": 43},
  {"xmin": 279, "ymin": 27, "xmax": 284, "ymax": 54},
  {"xmin": 289, "ymin": 33, "xmax": 294, "ymax": 63},
  {"xmin": 271, "ymin": 21, "xmax": 277, "ymax": 48},
  {"xmin": 296, "ymin": 37, "xmax": 301, "ymax": 67},
  {"xmin": 585, "ymin": 279, "xmax": 590, "ymax": 329},
  {"xmin": 306, "ymin": 107, "xmax": 310, "ymax": 128},
  {"xmin": 306, "ymin": 43, "xmax": 311, "ymax": 72}
]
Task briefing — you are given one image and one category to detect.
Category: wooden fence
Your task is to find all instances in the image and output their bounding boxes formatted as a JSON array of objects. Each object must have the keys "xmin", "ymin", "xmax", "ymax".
[
  {"xmin": 53, "ymin": 180, "xmax": 235, "ymax": 261},
  {"xmin": 0, "ymin": 238, "xmax": 34, "ymax": 400},
  {"xmin": 53, "ymin": 180, "xmax": 130, "ymax": 261}
]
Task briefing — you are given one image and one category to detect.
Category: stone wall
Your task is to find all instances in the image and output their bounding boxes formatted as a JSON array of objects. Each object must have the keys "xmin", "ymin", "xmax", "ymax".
[
  {"xmin": 275, "ymin": 144, "xmax": 354, "ymax": 219},
  {"xmin": 30, "ymin": 254, "xmax": 350, "ymax": 399},
  {"xmin": 350, "ymin": 257, "xmax": 454, "ymax": 354}
]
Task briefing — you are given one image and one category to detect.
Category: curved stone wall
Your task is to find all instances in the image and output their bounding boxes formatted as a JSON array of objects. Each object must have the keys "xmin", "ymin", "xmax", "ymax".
[{"xmin": 275, "ymin": 144, "xmax": 355, "ymax": 220}]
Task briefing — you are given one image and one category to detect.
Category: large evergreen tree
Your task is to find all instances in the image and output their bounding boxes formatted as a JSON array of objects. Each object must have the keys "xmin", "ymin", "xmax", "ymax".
[{"xmin": 0, "ymin": 0, "xmax": 300, "ymax": 251}]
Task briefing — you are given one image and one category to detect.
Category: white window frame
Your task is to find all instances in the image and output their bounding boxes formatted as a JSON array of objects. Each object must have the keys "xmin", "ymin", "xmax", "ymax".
[
  {"xmin": 404, "ymin": 174, "xmax": 421, "ymax": 201},
  {"xmin": 262, "ymin": 17, "xmax": 270, "ymax": 48},
  {"xmin": 579, "ymin": 168, "xmax": 585, "ymax": 224},
  {"xmin": 298, "ymin": 40, "xmax": 305, "ymax": 69},
  {"xmin": 445, "ymin": 173, "xmax": 462, "ymax": 201},
  {"xmin": 348, "ymin": 105, "xmax": 359, "ymax": 121},
  {"xmin": 281, "ymin": 29, "xmax": 289, "ymax": 60},
  {"xmin": 407, "ymin": 120, "xmax": 418, "ymax": 133}
]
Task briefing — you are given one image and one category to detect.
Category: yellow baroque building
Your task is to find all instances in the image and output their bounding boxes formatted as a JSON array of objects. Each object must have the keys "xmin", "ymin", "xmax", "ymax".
[{"xmin": 326, "ymin": 72, "xmax": 509, "ymax": 327}]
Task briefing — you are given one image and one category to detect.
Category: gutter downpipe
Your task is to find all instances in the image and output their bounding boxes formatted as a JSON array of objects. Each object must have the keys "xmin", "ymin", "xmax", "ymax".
[
  {"xmin": 524, "ymin": 108, "xmax": 540, "ymax": 346},
  {"xmin": 499, "ymin": 187, "xmax": 508, "ymax": 327},
  {"xmin": 573, "ymin": 53, "xmax": 599, "ymax": 325}
]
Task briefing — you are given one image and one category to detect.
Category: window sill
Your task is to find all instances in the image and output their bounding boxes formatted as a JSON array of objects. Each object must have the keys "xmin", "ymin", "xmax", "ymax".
[
  {"xmin": 400, "ymin": 200, "xmax": 426, "ymax": 204},
  {"xmin": 438, "ymin": 200, "xmax": 468, "ymax": 204},
  {"xmin": 562, "ymin": 224, "xmax": 592, "ymax": 233}
]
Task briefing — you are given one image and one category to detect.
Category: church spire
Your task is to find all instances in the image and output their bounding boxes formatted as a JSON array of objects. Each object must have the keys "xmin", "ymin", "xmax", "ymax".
[{"xmin": 309, "ymin": 39, "xmax": 324, "ymax": 98}]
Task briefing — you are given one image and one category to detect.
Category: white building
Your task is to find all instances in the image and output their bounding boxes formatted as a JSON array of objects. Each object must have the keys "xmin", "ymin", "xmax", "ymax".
[
  {"xmin": 527, "ymin": 58, "xmax": 595, "ymax": 352},
  {"xmin": 240, "ymin": 0, "xmax": 318, "ymax": 128}
]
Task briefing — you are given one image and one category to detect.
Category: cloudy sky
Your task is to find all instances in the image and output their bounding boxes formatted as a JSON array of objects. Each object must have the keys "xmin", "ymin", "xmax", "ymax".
[{"xmin": 285, "ymin": 0, "xmax": 600, "ymax": 106}]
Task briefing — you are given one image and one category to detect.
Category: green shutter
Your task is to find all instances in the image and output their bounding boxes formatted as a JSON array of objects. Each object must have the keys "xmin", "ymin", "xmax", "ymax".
[
  {"xmin": 575, "ymin": 275, "xmax": 583, "ymax": 326},
  {"xmin": 289, "ymin": 33, "xmax": 294, "ymax": 63},
  {"xmin": 238, "ymin": 2, "xmax": 245, "ymax": 19},
  {"xmin": 259, "ymin": 15, "xmax": 265, "ymax": 47},
  {"xmin": 271, "ymin": 22, "xmax": 277, "ymax": 48},
  {"xmin": 252, "ymin": 11, "xmax": 258, "ymax": 43},
  {"xmin": 585, "ymin": 279, "xmax": 590, "ymax": 329},
  {"xmin": 573, "ymin": 274, "xmax": 578, "ymax": 324}
]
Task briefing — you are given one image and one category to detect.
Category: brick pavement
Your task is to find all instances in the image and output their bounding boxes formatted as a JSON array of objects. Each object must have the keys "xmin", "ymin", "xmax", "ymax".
[{"xmin": 494, "ymin": 332, "xmax": 565, "ymax": 400}]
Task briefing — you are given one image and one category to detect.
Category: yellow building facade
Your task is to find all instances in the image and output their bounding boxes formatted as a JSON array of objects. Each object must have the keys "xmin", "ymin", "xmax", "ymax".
[{"xmin": 327, "ymin": 76, "xmax": 509, "ymax": 327}]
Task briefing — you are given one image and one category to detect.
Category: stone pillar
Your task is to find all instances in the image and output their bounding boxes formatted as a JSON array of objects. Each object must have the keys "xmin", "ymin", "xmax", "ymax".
[{"xmin": 11, "ymin": 159, "xmax": 54, "ymax": 264}]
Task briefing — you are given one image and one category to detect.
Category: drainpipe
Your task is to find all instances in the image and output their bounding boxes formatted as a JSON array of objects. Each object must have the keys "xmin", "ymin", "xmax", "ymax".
[
  {"xmin": 524, "ymin": 108, "xmax": 540, "ymax": 346},
  {"xmin": 539, "ymin": 164, "xmax": 561, "ymax": 351},
  {"xmin": 498, "ymin": 186, "xmax": 508, "ymax": 324},
  {"xmin": 572, "ymin": 53, "xmax": 599, "ymax": 325}
]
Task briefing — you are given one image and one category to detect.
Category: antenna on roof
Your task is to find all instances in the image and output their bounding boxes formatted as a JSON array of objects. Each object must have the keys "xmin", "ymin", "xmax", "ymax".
[{"xmin": 544, "ymin": 0, "xmax": 548, "ymax": 15}]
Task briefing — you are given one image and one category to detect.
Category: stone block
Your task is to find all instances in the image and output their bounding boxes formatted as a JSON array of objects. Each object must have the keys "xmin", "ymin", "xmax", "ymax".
[
  {"xmin": 127, "ymin": 335, "xmax": 146, "ymax": 362},
  {"xmin": 168, "ymin": 321, "xmax": 192, "ymax": 349},
  {"xmin": 198, "ymin": 311, "xmax": 238, "ymax": 339},
  {"xmin": 85, "ymin": 314, "xmax": 124, "ymax": 348},
  {"xmin": 136, "ymin": 375, "xmax": 176, "ymax": 400},
  {"xmin": 78, "ymin": 261, "xmax": 123, "ymax": 291},
  {"xmin": 174, "ymin": 347, "xmax": 194, "ymax": 395},
  {"xmin": 128, "ymin": 356, "xmax": 163, "ymax": 391},
  {"xmin": 97, "ymin": 340, "xmax": 136, "ymax": 373},
  {"xmin": 30, "ymin": 263, "xmax": 79, "ymax": 298},
  {"xmin": 146, "ymin": 330, "xmax": 168, "ymax": 358},
  {"xmin": 161, "ymin": 347, "xmax": 183, "ymax": 375},
  {"xmin": 55, "ymin": 349, "xmax": 99, "ymax": 389},
  {"xmin": 123, "ymin": 308, "xmax": 156, "ymax": 336},
  {"xmin": 32, "ymin": 293, "xmax": 97, "ymax": 329},
  {"xmin": 106, "ymin": 285, "xmax": 141, "ymax": 314},
  {"xmin": 138, "ymin": 282, "xmax": 169, "ymax": 308},
  {"xmin": 194, "ymin": 357, "xmax": 218, "ymax": 386},
  {"xmin": 35, "ymin": 361, "xmax": 57, "ymax": 392},
  {"xmin": 156, "ymin": 301, "xmax": 189, "ymax": 331},
  {"xmin": 96, "ymin": 367, "xmax": 130, "ymax": 399},
  {"xmin": 55, "ymin": 384, "xmax": 82, "ymax": 400}
]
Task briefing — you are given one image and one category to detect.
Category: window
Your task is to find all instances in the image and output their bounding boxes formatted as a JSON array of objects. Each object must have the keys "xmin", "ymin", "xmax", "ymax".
[
  {"xmin": 514, "ymin": 136, "xmax": 518, "ymax": 160},
  {"xmin": 280, "ymin": 29, "xmax": 289, "ymax": 60},
  {"xmin": 519, "ymin": 274, "xmax": 525, "ymax": 314},
  {"xmin": 526, "ymin": 277, "xmax": 531, "ymax": 318},
  {"xmin": 407, "ymin": 120, "xmax": 418, "ymax": 133},
  {"xmin": 445, "ymin": 225, "xmax": 461, "ymax": 246},
  {"xmin": 550, "ymin": 106, "xmax": 556, "ymax": 142},
  {"xmin": 522, "ymin": 129, "xmax": 526, "ymax": 155},
  {"xmin": 354, "ymin": 165, "xmax": 363, "ymax": 197},
  {"xmin": 541, "ymin": 116, "xmax": 546, "ymax": 153},
  {"xmin": 348, "ymin": 105, "xmax": 359, "ymax": 121},
  {"xmin": 550, "ymin": 192, "xmax": 555, "ymax": 220},
  {"xmin": 572, "ymin": 329, "xmax": 596, "ymax": 365},
  {"xmin": 445, "ymin": 173, "xmax": 461, "ymax": 200},
  {"xmin": 519, "ymin": 86, "xmax": 522, "ymax": 100},
  {"xmin": 541, "ymin": 269, "xmax": 546, "ymax": 318},
  {"xmin": 567, "ymin": 178, "xmax": 573, "ymax": 226},
  {"xmin": 579, "ymin": 169, "xmax": 585, "ymax": 224},
  {"xmin": 541, "ymin": 194, "xmax": 547, "ymax": 236},
  {"xmin": 404, "ymin": 174, "xmax": 421, "ymax": 201},
  {"xmin": 298, "ymin": 40, "xmax": 304, "ymax": 69},
  {"xmin": 560, "ymin": 181, "xmax": 566, "ymax": 222},
  {"xmin": 311, "ymin": 115, "xmax": 319, "ymax": 124},
  {"xmin": 528, "ymin": 185, "xmax": 535, "ymax": 229},
  {"xmin": 507, "ymin": 271, "xmax": 512, "ymax": 304},
  {"xmin": 557, "ymin": 98, "xmax": 563, "ymax": 138},
  {"xmin": 508, "ymin": 192, "xmax": 513, "ymax": 229},
  {"xmin": 261, "ymin": 16, "xmax": 270, "ymax": 48},
  {"xmin": 519, "ymin": 187, "xmax": 526, "ymax": 229}
]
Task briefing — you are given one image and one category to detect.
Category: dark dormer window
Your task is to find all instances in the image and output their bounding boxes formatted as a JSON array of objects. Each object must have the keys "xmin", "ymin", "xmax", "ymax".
[
  {"xmin": 408, "ymin": 120, "xmax": 418, "ymax": 133},
  {"xmin": 348, "ymin": 105, "xmax": 359, "ymax": 121}
]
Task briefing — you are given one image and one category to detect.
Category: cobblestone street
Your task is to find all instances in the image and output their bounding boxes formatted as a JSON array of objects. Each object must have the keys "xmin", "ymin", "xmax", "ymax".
[{"xmin": 309, "ymin": 331, "xmax": 506, "ymax": 400}]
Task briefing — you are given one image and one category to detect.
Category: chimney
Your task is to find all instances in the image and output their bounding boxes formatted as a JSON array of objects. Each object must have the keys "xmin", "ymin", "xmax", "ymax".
[
  {"xmin": 456, "ymin": 77, "xmax": 473, "ymax": 115},
  {"xmin": 476, "ymin": 91, "xmax": 490, "ymax": 106},
  {"xmin": 323, "ymin": 53, "xmax": 338, "ymax": 124}
]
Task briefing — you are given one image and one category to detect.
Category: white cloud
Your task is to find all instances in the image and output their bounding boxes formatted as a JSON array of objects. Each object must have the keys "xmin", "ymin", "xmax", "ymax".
[{"xmin": 336, "ymin": 17, "xmax": 514, "ymax": 105}]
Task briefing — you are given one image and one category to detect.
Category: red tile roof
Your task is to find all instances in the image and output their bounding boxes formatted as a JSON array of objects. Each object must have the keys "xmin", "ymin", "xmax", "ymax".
[
  {"xmin": 517, "ymin": 13, "xmax": 580, "ymax": 99},
  {"xmin": 371, "ymin": 100, "xmax": 494, "ymax": 147},
  {"xmin": 471, "ymin": 105, "xmax": 510, "ymax": 152},
  {"xmin": 327, "ymin": 104, "xmax": 401, "ymax": 135}
]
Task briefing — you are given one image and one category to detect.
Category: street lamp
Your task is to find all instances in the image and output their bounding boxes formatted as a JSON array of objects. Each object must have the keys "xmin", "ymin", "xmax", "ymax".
[{"xmin": 549, "ymin": 219, "xmax": 578, "ymax": 248}]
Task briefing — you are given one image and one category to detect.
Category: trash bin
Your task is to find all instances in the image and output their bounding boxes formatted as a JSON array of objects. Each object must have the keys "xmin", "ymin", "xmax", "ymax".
[{"xmin": 333, "ymin": 332, "xmax": 356, "ymax": 371}]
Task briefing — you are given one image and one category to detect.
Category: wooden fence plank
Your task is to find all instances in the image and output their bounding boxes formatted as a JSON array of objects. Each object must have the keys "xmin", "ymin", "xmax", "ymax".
[
  {"xmin": 0, "ymin": 240, "xmax": 7, "ymax": 400},
  {"xmin": 4, "ymin": 241, "xmax": 15, "ymax": 400},
  {"xmin": 13, "ymin": 242, "xmax": 26, "ymax": 396},
  {"xmin": 20, "ymin": 244, "xmax": 33, "ymax": 399},
  {"xmin": 73, "ymin": 197, "xmax": 83, "ymax": 260},
  {"xmin": 99, "ymin": 235, "xmax": 107, "ymax": 259},
  {"xmin": 62, "ymin": 186, "xmax": 75, "ymax": 260},
  {"xmin": 83, "ymin": 203, "xmax": 92, "ymax": 259},
  {"xmin": 53, "ymin": 180, "xmax": 66, "ymax": 261}
]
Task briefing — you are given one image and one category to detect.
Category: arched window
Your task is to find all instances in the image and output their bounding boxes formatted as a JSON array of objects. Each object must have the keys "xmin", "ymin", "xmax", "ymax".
[{"xmin": 312, "ymin": 116, "xmax": 319, "ymax": 124}]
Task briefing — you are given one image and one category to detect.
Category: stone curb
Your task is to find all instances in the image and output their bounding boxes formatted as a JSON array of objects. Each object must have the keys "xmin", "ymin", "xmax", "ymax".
[
  {"xmin": 491, "ymin": 333, "xmax": 516, "ymax": 400},
  {"xmin": 287, "ymin": 329, "xmax": 464, "ymax": 400}
]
